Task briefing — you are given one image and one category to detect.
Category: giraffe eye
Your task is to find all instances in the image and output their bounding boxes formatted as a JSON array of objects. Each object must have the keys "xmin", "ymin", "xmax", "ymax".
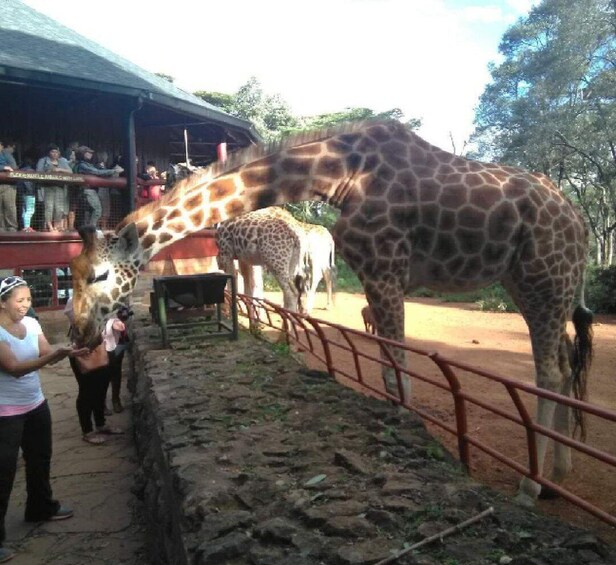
[{"xmin": 86, "ymin": 270, "xmax": 109, "ymax": 285}]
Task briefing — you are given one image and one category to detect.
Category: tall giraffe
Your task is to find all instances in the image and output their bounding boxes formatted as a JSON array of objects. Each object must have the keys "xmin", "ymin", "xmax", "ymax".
[
  {"xmin": 216, "ymin": 207, "xmax": 311, "ymax": 314},
  {"xmin": 69, "ymin": 120, "xmax": 593, "ymax": 506}
]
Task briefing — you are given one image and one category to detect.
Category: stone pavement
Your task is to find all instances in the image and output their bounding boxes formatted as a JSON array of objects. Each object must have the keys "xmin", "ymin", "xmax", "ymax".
[{"xmin": 4, "ymin": 311, "xmax": 146, "ymax": 564}]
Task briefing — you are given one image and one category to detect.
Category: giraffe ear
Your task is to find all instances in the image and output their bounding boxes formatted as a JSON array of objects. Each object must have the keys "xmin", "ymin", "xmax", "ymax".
[{"xmin": 116, "ymin": 222, "xmax": 140, "ymax": 255}]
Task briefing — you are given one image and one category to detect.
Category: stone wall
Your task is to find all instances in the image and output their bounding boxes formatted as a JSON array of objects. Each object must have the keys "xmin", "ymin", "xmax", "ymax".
[{"xmin": 127, "ymin": 310, "xmax": 615, "ymax": 565}]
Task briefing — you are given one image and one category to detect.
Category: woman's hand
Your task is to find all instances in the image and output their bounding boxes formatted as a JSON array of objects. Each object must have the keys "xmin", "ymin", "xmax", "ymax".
[
  {"xmin": 47, "ymin": 346, "xmax": 74, "ymax": 365},
  {"xmin": 68, "ymin": 347, "xmax": 90, "ymax": 358}
]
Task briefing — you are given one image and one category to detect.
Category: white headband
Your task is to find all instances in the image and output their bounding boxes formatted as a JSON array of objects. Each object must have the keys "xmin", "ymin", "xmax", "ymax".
[{"xmin": 0, "ymin": 276, "xmax": 28, "ymax": 298}]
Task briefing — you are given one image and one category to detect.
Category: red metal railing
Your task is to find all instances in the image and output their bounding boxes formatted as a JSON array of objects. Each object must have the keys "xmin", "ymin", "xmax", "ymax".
[
  {"xmin": 0, "ymin": 170, "xmax": 164, "ymax": 189},
  {"xmin": 228, "ymin": 292, "xmax": 616, "ymax": 528}
]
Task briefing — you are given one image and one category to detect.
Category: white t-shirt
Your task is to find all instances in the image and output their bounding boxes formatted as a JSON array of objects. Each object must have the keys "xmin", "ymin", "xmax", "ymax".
[{"xmin": 0, "ymin": 316, "xmax": 45, "ymax": 406}]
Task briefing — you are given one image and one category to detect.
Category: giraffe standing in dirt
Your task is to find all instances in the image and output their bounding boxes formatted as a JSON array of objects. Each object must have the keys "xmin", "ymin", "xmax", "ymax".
[
  {"xmin": 215, "ymin": 207, "xmax": 310, "ymax": 314},
  {"xmin": 68, "ymin": 120, "xmax": 593, "ymax": 507},
  {"xmin": 303, "ymin": 222, "xmax": 336, "ymax": 313},
  {"xmin": 216, "ymin": 207, "xmax": 335, "ymax": 315}
]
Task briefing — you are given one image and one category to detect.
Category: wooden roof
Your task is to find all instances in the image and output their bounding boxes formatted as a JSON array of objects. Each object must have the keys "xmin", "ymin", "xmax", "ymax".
[{"xmin": 1, "ymin": 0, "xmax": 260, "ymax": 147}]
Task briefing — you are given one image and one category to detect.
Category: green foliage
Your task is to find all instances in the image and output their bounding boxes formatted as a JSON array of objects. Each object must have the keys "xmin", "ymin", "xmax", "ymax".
[
  {"xmin": 270, "ymin": 342, "xmax": 290, "ymax": 357},
  {"xmin": 193, "ymin": 76, "xmax": 421, "ymax": 143},
  {"xmin": 193, "ymin": 90, "xmax": 234, "ymax": 113},
  {"xmin": 334, "ymin": 257, "xmax": 363, "ymax": 293},
  {"xmin": 411, "ymin": 283, "xmax": 518, "ymax": 313},
  {"xmin": 474, "ymin": 284, "xmax": 518, "ymax": 313},
  {"xmin": 425, "ymin": 441, "xmax": 445, "ymax": 461},
  {"xmin": 471, "ymin": 0, "xmax": 616, "ymax": 266},
  {"xmin": 154, "ymin": 72, "xmax": 174, "ymax": 83},
  {"xmin": 283, "ymin": 201, "xmax": 339, "ymax": 228},
  {"xmin": 228, "ymin": 77, "xmax": 300, "ymax": 140},
  {"xmin": 289, "ymin": 107, "xmax": 421, "ymax": 135},
  {"xmin": 586, "ymin": 265, "xmax": 616, "ymax": 313}
]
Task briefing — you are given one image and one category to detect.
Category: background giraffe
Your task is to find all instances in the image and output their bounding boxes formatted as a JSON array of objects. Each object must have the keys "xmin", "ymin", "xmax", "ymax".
[
  {"xmin": 69, "ymin": 120, "xmax": 593, "ymax": 506},
  {"xmin": 303, "ymin": 222, "xmax": 336, "ymax": 313},
  {"xmin": 215, "ymin": 207, "xmax": 310, "ymax": 314},
  {"xmin": 216, "ymin": 207, "xmax": 336, "ymax": 315}
]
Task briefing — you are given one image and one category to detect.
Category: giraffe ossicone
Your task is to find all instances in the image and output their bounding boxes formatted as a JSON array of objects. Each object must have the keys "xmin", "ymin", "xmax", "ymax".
[{"xmin": 70, "ymin": 119, "xmax": 593, "ymax": 506}]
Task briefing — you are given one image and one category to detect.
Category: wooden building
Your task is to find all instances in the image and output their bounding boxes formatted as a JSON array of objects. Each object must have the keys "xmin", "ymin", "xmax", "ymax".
[{"xmin": 0, "ymin": 0, "xmax": 259, "ymax": 308}]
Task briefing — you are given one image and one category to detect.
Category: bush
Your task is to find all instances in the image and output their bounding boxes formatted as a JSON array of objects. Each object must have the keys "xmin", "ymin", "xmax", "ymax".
[
  {"xmin": 411, "ymin": 283, "xmax": 518, "ymax": 313},
  {"xmin": 586, "ymin": 265, "xmax": 616, "ymax": 314}
]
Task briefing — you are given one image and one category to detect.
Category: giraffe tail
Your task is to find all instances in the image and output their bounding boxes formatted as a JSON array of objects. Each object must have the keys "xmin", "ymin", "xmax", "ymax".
[{"xmin": 571, "ymin": 304, "xmax": 594, "ymax": 441}]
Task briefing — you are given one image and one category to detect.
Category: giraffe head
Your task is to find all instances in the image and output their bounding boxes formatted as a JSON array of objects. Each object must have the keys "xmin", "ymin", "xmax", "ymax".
[{"xmin": 70, "ymin": 224, "xmax": 142, "ymax": 348}]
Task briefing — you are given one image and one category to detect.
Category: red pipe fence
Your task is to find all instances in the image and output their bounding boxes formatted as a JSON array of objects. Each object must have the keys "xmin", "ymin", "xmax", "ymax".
[{"xmin": 227, "ymin": 291, "xmax": 616, "ymax": 528}]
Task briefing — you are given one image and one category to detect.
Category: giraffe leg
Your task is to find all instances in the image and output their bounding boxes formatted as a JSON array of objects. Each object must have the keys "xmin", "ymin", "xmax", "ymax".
[
  {"xmin": 364, "ymin": 282, "xmax": 410, "ymax": 405},
  {"xmin": 250, "ymin": 266, "xmax": 264, "ymax": 300},
  {"xmin": 551, "ymin": 334, "xmax": 574, "ymax": 484},
  {"xmin": 305, "ymin": 269, "xmax": 319, "ymax": 314},
  {"xmin": 279, "ymin": 279, "xmax": 300, "ymax": 313},
  {"xmin": 323, "ymin": 268, "xmax": 333, "ymax": 310},
  {"xmin": 239, "ymin": 262, "xmax": 261, "ymax": 331},
  {"xmin": 516, "ymin": 384, "xmax": 559, "ymax": 505},
  {"xmin": 515, "ymin": 321, "xmax": 566, "ymax": 507}
]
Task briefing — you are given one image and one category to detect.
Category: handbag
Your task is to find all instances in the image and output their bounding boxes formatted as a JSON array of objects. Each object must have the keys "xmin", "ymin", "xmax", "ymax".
[{"xmin": 75, "ymin": 342, "xmax": 109, "ymax": 373}]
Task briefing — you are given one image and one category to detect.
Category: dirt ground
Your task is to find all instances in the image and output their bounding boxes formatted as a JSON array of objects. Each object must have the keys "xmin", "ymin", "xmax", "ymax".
[{"xmin": 262, "ymin": 290, "xmax": 616, "ymax": 543}]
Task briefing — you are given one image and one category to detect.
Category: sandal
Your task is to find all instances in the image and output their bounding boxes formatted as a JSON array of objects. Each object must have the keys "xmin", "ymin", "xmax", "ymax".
[
  {"xmin": 0, "ymin": 546, "xmax": 15, "ymax": 563},
  {"xmin": 82, "ymin": 432, "xmax": 107, "ymax": 445},
  {"xmin": 96, "ymin": 425, "xmax": 124, "ymax": 435}
]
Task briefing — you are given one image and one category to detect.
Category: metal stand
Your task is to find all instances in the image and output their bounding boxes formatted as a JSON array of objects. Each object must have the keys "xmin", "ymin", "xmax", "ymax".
[{"xmin": 151, "ymin": 273, "xmax": 238, "ymax": 348}]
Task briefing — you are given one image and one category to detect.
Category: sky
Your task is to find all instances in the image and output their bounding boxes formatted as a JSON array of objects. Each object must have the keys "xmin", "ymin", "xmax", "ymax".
[{"xmin": 22, "ymin": 0, "xmax": 537, "ymax": 152}]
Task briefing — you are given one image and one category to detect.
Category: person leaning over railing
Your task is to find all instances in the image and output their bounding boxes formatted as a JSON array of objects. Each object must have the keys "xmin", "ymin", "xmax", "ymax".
[
  {"xmin": 63, "ymin": 142, "xmax": 79, "ymax": 231},
  {"xmin": 36, "ymin": 144, "xmax": 72, "ymax": 232},
  {"xmin": 73, "ymin": 146, "xmax": 122, "ymax": 230},
  {"xmin": 16, "ymin": 157, "xmax": 37, "ymax": 232},
  {"xmin": 0, "ymin": 140, "xmax": 18, "ymax": 232}
]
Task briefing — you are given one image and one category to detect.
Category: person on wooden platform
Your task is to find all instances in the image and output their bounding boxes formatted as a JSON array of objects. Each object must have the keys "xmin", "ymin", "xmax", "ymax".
[
  {"xmin": 73, "ymin": 146, "xmax": 122, "ymax": 230},
  {"xmin": 36, "ymin": 144, "xmax": 72, "ymax": 232},
  {"xmin": 0, "ymin": 140, "xmax": 18, "ymax": 232}
]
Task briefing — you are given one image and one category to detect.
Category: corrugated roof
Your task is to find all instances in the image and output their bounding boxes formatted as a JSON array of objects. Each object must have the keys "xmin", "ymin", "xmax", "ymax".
[{"xmin": 1, "ymin": 0, "xmax": 259, "ymax": 139}]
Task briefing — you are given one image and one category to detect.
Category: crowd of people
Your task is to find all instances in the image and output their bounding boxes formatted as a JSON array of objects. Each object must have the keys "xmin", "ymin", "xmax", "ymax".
[
  {"xmin": 0, "ymin": 276, "xmax": 133, "ymax": 562},
  {"xmin": 0, "ymin": 140, "xmax": 165, "ymax": 233}
]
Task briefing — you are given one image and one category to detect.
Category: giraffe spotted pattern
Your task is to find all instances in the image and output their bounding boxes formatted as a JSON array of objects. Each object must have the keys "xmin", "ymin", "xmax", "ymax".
[{"xmin": 70, "ymin": 120, "xmax": 592, "ymax": 507}]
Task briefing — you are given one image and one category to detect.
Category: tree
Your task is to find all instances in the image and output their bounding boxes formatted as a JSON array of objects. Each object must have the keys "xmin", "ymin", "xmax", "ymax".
[
  {"xmin": 229, "ymin": 77, "xmax": 299, "ymax": 140},
  {"xmin": 471, "ymin": 0, "xmax": 616, "ymax": 265},
  {"xmin": 295, "ymin": 107, "xmax": 420, "ymax": 133},
  {"xmin": 193, "ymin": 91, "xmax": 234, "ymax": 113},
  {"xmin": 155, "ymin": 72, "xmax": 175, "ymax": 83},
  {"xmin": 191, "ymin": 77, "xmax": 421, "ymax": 223}
]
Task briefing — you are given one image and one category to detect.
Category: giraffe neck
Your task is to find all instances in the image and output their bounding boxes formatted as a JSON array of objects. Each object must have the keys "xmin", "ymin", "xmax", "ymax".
[
  {"xmin": 119, "ymin": 173, "xmax": 225, "ymax": 263},
  {"xmin": 118, "ymin": 137, "xmax": 361, "ymax": 262},
  {"xmin": 118, "ymin": 120, "xmax": 438, "ymax": 265}
]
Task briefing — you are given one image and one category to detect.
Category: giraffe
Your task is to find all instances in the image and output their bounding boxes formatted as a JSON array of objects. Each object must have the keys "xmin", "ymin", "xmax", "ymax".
[
  {"xmin": 69, "ymin": 120, "xmax": 593, "ymax": 507},
  {"xmin": 215, "ymin": 206, "xmax": 311, "ymax": 314},
  {"xmin": 303, "ymin": 222, "xmax": 336, "ymax": 313}
]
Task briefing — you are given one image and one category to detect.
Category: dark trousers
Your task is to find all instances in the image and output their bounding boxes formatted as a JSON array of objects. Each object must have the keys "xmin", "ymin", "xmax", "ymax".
[
  {"xmin": 79, "ymin": 188, "xmax": 102, "ymax": 228},
  {"xmin": 0, "ymin": 401, "xmax": 60, "ymax": 543},
  {"xmin": 70, "ymin": 358, "xmax": 111, "ymax": 434},
  {"xmin": 110, "ymin": 348, "xmax": 125, "ymax": 401}
]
